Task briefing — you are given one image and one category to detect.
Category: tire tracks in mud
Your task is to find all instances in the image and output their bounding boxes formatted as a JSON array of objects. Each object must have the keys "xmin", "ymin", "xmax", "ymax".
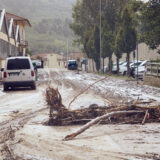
[
  {"xmin": 0, "ymin": 107, "xmax": 48, "ymax": 160},
  {"xmin": 50, "ymin": 70, "xmax": 86, "ymax": 91},
  {"xmin": 49, "ymin": 70, "xmax": 129, "ymax": 105},
  {"xmin": 0, "ymin": 69, "xmax": 49, "ymax": 160},
  {"xmin": 1, "ymin": 69, "xmax": 159, "ymax": 160}
]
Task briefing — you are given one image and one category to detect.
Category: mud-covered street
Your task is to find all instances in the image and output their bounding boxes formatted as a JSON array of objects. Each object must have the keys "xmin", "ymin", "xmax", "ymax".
[{"xmin": 0, "ymin": 69, "xmax": 160, "ymax": 160}]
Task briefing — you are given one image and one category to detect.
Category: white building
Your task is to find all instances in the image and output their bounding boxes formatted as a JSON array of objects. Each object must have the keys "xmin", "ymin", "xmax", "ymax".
[{"xmin": 0, "ymin": 9, "xmax": 31, "ymax": 68}]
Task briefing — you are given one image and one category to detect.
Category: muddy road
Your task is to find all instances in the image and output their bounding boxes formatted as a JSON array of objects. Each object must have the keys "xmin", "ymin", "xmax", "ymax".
[{"xmin": 0, "ymin": 69, "xmax": 160, "ymax": 160}]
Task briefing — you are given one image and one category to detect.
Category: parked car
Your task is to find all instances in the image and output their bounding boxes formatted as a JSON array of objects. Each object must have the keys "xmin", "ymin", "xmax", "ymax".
[
  {"xmin": 2, "ymin": 57, "xmax": 36, "ymax": 91},
  {"xmin": 32, "ymin": 60, "xmax": 42, "ymax": 68},
  {"xmin": 134, "ymin": 60, "xmax": 149, "ymax": 79},
  {"xmin": 67, "ymin": 60, "xmax": 78, "ymax": 70},
  {"xmin": 139, "ymin": 60, "xmax": 149, "ymax": 67},
  {"xmin": 119, "ymin": 61, "xmax": 143, "ymax": 75},
  {"xmin": 112, "ymin": 61, "xmax": 125, "ymax": 73},
  {"xmin": 119, "ymin": 62, "xmax": 131, "ymax": 75}
]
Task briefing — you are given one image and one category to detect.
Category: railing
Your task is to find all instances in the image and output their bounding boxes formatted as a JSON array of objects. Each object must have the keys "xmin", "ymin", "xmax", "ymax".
[{"xmin": 145, "ymin": 63, "xmax": 160, "ymax": 77}]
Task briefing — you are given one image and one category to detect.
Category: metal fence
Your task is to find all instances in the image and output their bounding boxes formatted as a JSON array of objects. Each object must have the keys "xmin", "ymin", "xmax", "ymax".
[{"xmin": 145, "ymin": 63, "xmax": 160, "ymax": 77}]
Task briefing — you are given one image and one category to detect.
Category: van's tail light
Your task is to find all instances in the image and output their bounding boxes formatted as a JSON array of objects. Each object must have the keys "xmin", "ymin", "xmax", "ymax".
[
  {"xmin": 4, "ymin": 72, "xmax": 7, "ymax": 78},
  {"xmin": 31, "ymin": 70, "xmax": 34, "ymax": 77}
]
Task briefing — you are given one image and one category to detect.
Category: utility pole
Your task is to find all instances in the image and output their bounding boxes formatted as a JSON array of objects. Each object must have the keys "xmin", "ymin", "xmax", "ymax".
[
  {"xmin": 67, "ymin": 39, "xmax": 69, "ymax": 61},
  {"xmin": 100, "ymin": 0, "xmax": 102, "ymax": 73},
  {"xmin": 136, "ymin": 43, "xmax": 139, "ymax": 84}
]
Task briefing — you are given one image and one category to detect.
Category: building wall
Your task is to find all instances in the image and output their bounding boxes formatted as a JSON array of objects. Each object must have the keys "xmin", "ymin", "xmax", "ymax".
[
  {"xmin": 0, "ymin": 32, "xmax": 19, "ymax": 47},
  {"xmin": 0, "ymin": 39, "xmax": 18, "ymax": 58},
  {"xmin": 0, "ymin": 32, "xmax": 8, "ymax": 42},
  {"xmin": 45, "ymin": 54, "xmax": 65, "ymax": 68},
  {"xmin": 70, "ymin": 52, "xmax": 84, "ymax": 60},
  {"xmin": 18, "ymin": 24, "xmax": 26, "ymax": 56},
  {"xmin": 18, "ymin": 24, "xmax": 25, "ymax": 41},
  {"xmin": 0, "ymin": 9, "xmax": 30, "ymax": 59},
  {"xmin": 0, "ymin": 59, "xmax": 5, "ymax": 68},
  {"xmin": 0, "ymin": 39, "xmax": 9, "ymax": 59},
  {"xmin": 0, "ymin": 14, "xmax": 19, "ymax": 59}
]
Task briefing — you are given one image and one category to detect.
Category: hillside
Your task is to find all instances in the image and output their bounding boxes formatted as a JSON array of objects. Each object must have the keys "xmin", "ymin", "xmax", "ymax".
[{"xmin": 0, "ymin": 0, "xmax": 78, "ymax": 54}]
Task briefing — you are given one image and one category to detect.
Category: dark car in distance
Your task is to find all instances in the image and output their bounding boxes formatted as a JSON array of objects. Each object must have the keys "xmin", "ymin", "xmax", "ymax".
[{"xmin": 67, "ymin": 60, "xmax": 78, "ymax": 70}]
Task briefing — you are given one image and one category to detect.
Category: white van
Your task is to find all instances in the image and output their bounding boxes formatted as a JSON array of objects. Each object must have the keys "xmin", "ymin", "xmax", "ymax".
[{"xmin": 2, "ymin": 57, "xmax": 36, "ymax": 91}]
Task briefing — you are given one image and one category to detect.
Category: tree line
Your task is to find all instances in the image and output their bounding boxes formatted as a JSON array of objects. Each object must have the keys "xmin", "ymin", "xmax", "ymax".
[
  {"xmin": 70, "ymin": 0, "xmax": 160, "ymax": 74},
  {"xmin": 34, "ymin": 18, "xmax": 73, "ymax": 37}
]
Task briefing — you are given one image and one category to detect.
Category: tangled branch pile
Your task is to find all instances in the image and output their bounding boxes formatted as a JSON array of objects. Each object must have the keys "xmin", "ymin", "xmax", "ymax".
[{"xmin": 46, "ymin": 87, "xmax": 160, "ymax": 126}]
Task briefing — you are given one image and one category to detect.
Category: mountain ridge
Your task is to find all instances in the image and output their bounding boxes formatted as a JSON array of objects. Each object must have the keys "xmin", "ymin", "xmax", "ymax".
[{"xmin": 0, "ymin": 0, "xmax": 78, "ymax": 54}]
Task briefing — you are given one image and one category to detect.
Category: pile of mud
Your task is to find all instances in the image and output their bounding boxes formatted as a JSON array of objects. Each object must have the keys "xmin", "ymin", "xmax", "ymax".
[{"xmin": 46, "ymin": 87, "xmax": 160, "ymax": 126}]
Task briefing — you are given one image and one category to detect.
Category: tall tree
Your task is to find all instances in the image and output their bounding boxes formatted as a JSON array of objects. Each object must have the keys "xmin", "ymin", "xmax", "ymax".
[
  {"xmin": 115, "ymin": 27, "xmax": 125, "ymax": 74},
  {"xmin": 120, "ymin": 6, "xmax": 137, "ymax": 75},
  {"xmin": 70, "ymin": 0, "xmax": 134, "ymax": 73},
  {"xmin": 114, "ymin": 0, "xmax": 143, "ymax": 74},
  {"xmin": 70, "ymin": 0, "xmax": 99, "ymax": 44},
  {"xmin": 141, "ymin": 0, "xmax": 160, "ymax": 53},
  {"xmin": 83, "ymin": 27, "xmax": 100, "ymax": 71},
  {"xmin": 103, "ymin": 0, "xmax": 129, "ymax": 72},
  {"xmin": 92, "ymin": 24, "xmax": 101, "ymax": 71},
  {"xmin": 102, "ymin": 21, "xmax": 114, "ymax": 72}
]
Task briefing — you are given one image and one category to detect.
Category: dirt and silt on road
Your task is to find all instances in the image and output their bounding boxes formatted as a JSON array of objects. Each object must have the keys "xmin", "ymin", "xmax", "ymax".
[{"xmin": 0, "ymin": 69, "xmax": 160, "ymax": 160}]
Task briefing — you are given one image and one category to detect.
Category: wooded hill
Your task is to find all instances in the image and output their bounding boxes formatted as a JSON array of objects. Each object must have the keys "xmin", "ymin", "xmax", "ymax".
[{"xmin": 0, "ymin": 0, "xmax": 78, "ymax": 54}]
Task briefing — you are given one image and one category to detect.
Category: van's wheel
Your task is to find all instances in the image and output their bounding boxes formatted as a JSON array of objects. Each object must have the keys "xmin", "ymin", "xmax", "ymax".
[
  {"xmin": 3, "ymin": 84, "xmax": 9, "ymax": 91},
  {"xmin": 31, "ymin": 83, "xmax": 36, "ymax": 90}
]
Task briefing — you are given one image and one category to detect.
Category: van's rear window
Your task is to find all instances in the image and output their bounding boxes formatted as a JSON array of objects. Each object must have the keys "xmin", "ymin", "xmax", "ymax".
[
  {"xmin": 7, "ymin": 59, "xmax": 30, "ymax": 70},
  {"xmin": 68, "ymin": 61, "xmax": 77, "ymax": 65}
]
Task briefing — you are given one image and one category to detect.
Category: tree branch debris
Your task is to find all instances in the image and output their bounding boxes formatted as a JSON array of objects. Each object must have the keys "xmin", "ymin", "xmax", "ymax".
[{"xmin": 46, "ymin": 87, "xmax": 160, "ymax": 127}]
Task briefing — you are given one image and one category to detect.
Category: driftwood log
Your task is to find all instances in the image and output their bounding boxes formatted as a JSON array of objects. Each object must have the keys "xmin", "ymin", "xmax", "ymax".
[{"xmin": 63, "ymin": 110, "xmax": 144, "ymax": 141}]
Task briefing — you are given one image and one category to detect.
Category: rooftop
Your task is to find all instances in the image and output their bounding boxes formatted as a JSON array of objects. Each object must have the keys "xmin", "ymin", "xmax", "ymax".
[{"xmin": 0, "ymin": 9, "xmax": 31, "ymax": 27}]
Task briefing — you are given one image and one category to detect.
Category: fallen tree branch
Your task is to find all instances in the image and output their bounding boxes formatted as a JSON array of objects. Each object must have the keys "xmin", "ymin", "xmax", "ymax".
[
  {"xmin": 46, "ymin": 87, "xmax": 160, "ymax": 126},
  {"xmin": 63, "ymin": 110, "xmax": 144, "ymax": 141},
  {"xmin": 68, "ymin": 77, "xmax": 108, "ymax": 109},
  {"xmin": 142, "ymin": 110, "xmax": 149, "ymax": 125}
]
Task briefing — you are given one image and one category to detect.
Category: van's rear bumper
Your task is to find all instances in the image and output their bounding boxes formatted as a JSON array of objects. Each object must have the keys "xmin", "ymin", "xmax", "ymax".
[{"xmin": 3, "ymin": 81, "xmax": 35, "ymax": 87}]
